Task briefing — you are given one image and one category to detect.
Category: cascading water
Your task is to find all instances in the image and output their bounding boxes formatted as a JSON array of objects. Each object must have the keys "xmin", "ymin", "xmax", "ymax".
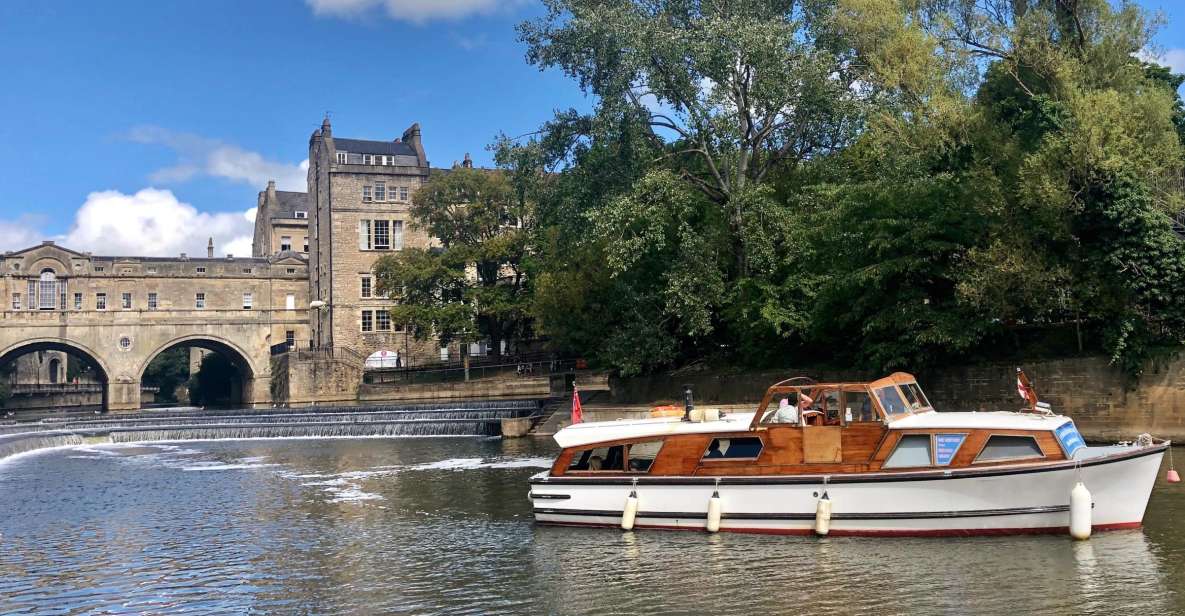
[{"xmin": 0, "ymin": 400, "xmax": 542, "ymax": 459}]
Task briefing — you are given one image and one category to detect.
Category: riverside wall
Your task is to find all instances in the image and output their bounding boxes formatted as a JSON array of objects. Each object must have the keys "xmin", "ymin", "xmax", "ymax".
[{"xmin": 609, "ymin": 352, "xmax": 1185, "ymax": 442}]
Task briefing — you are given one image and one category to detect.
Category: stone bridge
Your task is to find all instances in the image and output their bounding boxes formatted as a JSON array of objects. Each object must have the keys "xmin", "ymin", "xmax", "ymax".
[{"xmin": 1, "ymin": 241, "xmax": 311, "ymax": 411}]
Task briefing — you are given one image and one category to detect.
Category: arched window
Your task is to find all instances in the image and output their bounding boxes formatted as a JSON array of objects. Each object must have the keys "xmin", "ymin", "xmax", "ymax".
[
  {"xmin": 39, "ymin": 269, "xmax": 57, "ymax": 310},
  {"xmin": 48, "ymin": 358, "xmax": 60, "ymax": 384}
]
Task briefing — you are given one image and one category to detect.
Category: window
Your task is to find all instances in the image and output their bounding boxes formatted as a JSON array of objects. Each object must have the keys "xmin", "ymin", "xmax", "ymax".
[
  {"xmin": 883, "ymin": 434, "xmax": 933, "ymax": 468},
  {"xmin": 392, "ymin": 221, "xmax": 403, "ymax": 250},
  {"xmin": 121, "ymin": 292, "xmax": 132, "ymax": 310},
  {"xmin": 844, "ymin": 390, "xmax": 877, "ymax": 423},
  {"xmin": 39, "ymin": 270, "xmax": 57, "ymax": 310},
  {"xmin": 285, "ymin": 294, "xmax": 295, "ymax": 310},
  {"xmin": 295, "ymin": 211, "xmax": 308, "ymax": 219},
  {"xmin": 119, "ymin": 336, "xmax": 132, "ymax": 350},
  {"xmin": 302, "ymin": 237, "xmax": 309, "ymax": 252},
  {"xmin": 399, "ymin": 186, "xmax": 408, "ymax": 201},
  {"xmin": 703, "ymin": 437, "xmax": 764, "ymax": 459},
  {"xmin": 363, "ymin": 186, "xmax": 372, "ymax": 202},
  {"xmin": 96, "ymin": 293, "xmax": 107, "ymax": 310},
  {"xmin": 374, "ymin": 220, "xmax": 390, "ymax": 249},
  {"xmin": 73, "ymin": 293, "xmax": 82, "ymax": 310},
  {"xmin": 287, "ymin": 268, "xmax": 297, "ymax": 274},
  {"xmin": 94, "ymin": 266, "xmax": 104, "ymax": 272},
  {"xmin": 376, "ymin": 309, "xmax": 391, "ymax": 331},
  {"xmin": 336, "ymin": 151, "xmax": 347, "ymax": 164},
  {"xmin": 440, "ymin": 346, "xmax": 450, "ymax": 361},
  {"xmin": 11, "ymin": 293, "xmax": 20, "ymax": 310},
  {"xmin": 285, "ymin": 330, "xmax": 296, "ymax": 348},
  {"xmin": 147, "ymin": 293, "xmax": 158, "ymax": 311},
  {"xmin": 875, "ymin": 386, "xmax": 910, "ymax": 416},
  {"xmin": 361, "ymin": 309, "xmax": 373, "ymax": 332},
  {"xmin": 242, "ymin": 292, "xmax": 253, "ymax": 309},
  {"xmin": 146, "ymin": 267, "xmax": 157, "ymax": 274},
  {"xmin": 627, "ymin": 440, "xmax": 664, "ymax": 472},
  {"xmin": 975, "ymin": 435, "xmax": 1044, "ymax": 463},
  {"xmin": 567, "ymin": 445, "xmax": 625, "ymax": 472},
  {"xmin": 360, "ymin": 276, "xmax": 372, "ymax": 298},
  {"xmin": 374, "ymin": 182, "xmax": 385, "ymax": 202},
  {"xmin": 195, "ymin": 292, "xmax": 206, "ymax": 309},
  {"xmin": 280, "ymin": 236, "xmax": 292, "ymax": 251},
  {"xmin": 900, "ymin": 382, "xmax": 931, "ymax": 410},
  {"xmin": 196, "ymin": 266, "xmax": 206, "ymax": 274},
  {"xmin": 359, "ymin": 219, "xmax": 372, "ymax": 249},
  {"xmin": 363, "ymin": 154, "xmax": 374, "ymax": 165},
  {"xmin": 242, "ymin": 268, "xmax": 253, "ymax": 274}
]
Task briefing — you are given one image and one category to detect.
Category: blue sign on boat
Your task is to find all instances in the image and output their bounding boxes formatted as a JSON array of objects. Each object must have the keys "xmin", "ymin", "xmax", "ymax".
[
  {"xmin": 934, "ymin": 434, "xmax": 966, "ymax": 466},
  {"xmin": 1056, "ymin": 421, "xmax": 1086, "ymax": 458}
]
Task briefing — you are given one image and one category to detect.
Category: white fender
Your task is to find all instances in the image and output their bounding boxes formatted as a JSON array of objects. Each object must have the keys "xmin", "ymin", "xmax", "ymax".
[
  {"xmin": 815, "ymin": 493, "xmax": 832, "ymax": 536},
  {"xmin": 1070, "ymin": 481, "xmax": 1092, "ymax": 540},
  {"xmin": 621, "ymin": 489, "xmax": 639, "ymax": 530},
  {"xmin": 706, "ymin": 490, "xmax": 722, "ymax": 533}
]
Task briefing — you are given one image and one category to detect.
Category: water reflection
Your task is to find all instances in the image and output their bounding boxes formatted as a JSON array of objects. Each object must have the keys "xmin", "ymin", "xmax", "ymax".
[{"xmin": 0, "ymin": 439, "xmax": 1182, "ymax": 615}]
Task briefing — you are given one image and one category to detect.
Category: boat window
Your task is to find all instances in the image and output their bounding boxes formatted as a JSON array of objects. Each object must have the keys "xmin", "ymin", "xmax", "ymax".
[
  {"xmin": 875, "ymin": 386, "xmax": 910, "ymax": 416},
  {"xmin": 702, "ymin": 437, "xmax": 763, "ymax": 460},
  {"xmin": 761, "ymin": 392, "xmax": 808, "ymax": 424},
  {"xmin": 844, "ymin": 390, "xmax": 877, "ymax": 423},
  {"xmin": 900, "ymin": 382, "xmax": 931, "ymax": 410},
  {"xmin": 567, "ymin": 445, "xmax": 625, "ymax": 472},
  {"xmin": 627, "ymin": 440, "xmax": 664, "ymax": 472},
  {"xmin": 883, "ymin": 434, "xmax": 932, "ymax": 468},
  {"xmin": 975, "ymin": 435, "xmax": 1044, "ymax": 463},
  {"xmin": 819, "ymin": 389, "xmax": 842, "ymax": 425}
]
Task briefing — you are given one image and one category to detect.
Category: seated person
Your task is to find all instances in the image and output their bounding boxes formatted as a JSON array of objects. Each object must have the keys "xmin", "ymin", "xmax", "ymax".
[
  {"xmin": 588, "ymin": 455, "xmax": 603, "ymax": 471},
  {"xmin": 705, "ymin": 440, "xmax": 725, "ymax": 458},
  {"xmin": 762, "ymin": 398, "xmax": 799, "ymax": 424}
]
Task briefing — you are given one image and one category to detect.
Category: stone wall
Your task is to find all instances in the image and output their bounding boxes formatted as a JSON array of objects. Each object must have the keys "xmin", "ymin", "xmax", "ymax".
[{"xmin": 610, "ymin": 353, "xmax": 1185, "ymax": 442}]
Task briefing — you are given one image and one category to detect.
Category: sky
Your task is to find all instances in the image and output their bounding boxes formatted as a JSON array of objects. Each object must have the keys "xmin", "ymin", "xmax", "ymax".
[{"xmin": 0, "ymin": 0, "xmax": 1182, "ymax": 259}]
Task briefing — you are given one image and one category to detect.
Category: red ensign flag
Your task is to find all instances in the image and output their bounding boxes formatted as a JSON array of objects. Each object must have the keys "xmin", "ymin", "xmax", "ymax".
[{"xmin": 571, "ymin": 386, "xmax": 584, "ymax": 424}]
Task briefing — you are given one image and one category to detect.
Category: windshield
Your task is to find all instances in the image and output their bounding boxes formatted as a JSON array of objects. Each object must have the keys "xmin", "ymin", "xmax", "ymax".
[
  {"xmin": 875, "ymin": 386, "xmax": 910, "ymax": 416},
  {"xmin": 901, "ymin": 382, "xmax": 931, "ymax": 410}
]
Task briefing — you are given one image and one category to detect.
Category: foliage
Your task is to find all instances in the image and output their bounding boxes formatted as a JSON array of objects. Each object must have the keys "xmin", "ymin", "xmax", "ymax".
[
  {"xmin": 188, "ymin": 353, "xmax": 239, "ymax": 407},
  {"xmin": 141, "ymin": 347, "xmax": 189, "ymax": 403},
  {"xmin": 373, "ymin": 167, "xmax": 534, "ymax": 356}
]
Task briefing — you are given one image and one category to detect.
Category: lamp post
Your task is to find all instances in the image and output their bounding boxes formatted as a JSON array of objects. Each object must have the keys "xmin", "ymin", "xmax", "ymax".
[{"xmin": 309, "ymin": 300, "xmax": 326, "ymax": 349}]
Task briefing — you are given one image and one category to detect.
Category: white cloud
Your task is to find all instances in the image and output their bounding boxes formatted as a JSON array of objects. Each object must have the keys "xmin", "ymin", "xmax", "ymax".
[
  {"xmin": 127, "ymin": 126, "xmax": 308, "ymax": 191},
  {"xmin": 306, "ymin": 0, "xmax": 527, "ymax": 24},
  {"xmin": 7, "ymin": 188, "xmax": 260, "ymax": 258},
  {"xmin": 1137, "ymin": 48, "xmax": 1185, "ymax": 74}
]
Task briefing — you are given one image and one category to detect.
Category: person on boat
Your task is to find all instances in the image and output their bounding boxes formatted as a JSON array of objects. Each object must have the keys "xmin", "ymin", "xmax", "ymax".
[
  {"xmin": 705, "ymin": 440, "xmax": 724, "ymax": 458},
  {"xmin": 762, "ymin": 397, "xmax": 800, "ymax": 424}
]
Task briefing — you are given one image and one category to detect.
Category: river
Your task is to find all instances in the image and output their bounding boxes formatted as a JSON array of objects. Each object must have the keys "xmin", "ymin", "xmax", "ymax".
[{"xmin": 1, "ymin": 437, "xmax": 1183, "ymax": 615}]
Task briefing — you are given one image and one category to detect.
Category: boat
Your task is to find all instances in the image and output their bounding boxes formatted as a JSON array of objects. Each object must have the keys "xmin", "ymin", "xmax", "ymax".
[{"xmin": 528, "ymin": 372, "xmax": 1171, "ymax": 537}]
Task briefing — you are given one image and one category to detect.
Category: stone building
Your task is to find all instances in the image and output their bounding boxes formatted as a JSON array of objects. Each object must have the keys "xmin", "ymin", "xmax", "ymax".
[
  {"xmin": 253, "ymin": 181, "xmax": 310, "ymax": 258},
  {"xmin": 302, "ymin": 118, "xmax": 444, "ymax": 367}
]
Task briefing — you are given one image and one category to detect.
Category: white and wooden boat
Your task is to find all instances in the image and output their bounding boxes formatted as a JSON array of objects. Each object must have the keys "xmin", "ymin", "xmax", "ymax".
[{"xmin": 529, "ymin": 373, "xmax": 1170, "ymax": 537}]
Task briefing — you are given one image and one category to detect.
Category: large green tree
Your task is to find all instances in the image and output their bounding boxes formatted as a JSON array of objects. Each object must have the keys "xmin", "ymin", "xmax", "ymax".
[{"xmin": 373, "ymin": 167, "xmax": 534, "ymax": 359}]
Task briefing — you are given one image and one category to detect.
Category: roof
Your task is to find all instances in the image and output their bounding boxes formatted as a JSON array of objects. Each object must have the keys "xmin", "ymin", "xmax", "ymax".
[
  {"xmin": 554, "ymin": 412, "xmax": 757, "ymax": 449},
  {"xmin": 261, "ymin": 191, "xmax": 309, "ymax": 220},
  {"xmin": 333, "ymin": 138, "xmax": 418, "ymax": 157},
  {"xmin": 887, "ymin": 410, "xmax": 1071, "ymax": 431}
]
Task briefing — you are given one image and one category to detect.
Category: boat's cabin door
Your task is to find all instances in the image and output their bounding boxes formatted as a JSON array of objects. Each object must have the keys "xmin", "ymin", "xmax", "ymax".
[{"xmin": 801, "ymin": 389, "xmax": 843, "ymax": 463}]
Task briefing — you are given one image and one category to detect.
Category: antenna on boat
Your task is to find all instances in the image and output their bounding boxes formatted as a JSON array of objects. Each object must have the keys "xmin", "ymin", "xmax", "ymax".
[{"xmin": 682, "ymin": 385, "xmax": 694, "ymax": 423}]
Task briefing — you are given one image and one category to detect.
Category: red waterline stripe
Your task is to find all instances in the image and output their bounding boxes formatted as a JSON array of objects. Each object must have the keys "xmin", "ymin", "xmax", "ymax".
[{"xmin": 537, "ymin": 521, "xmax": 1143, "ymax": 537}]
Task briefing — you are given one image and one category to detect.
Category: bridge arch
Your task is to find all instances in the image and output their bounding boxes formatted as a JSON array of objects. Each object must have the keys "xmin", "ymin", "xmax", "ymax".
[
  {"xmin": 0, "ymin": 338, "xmax": 113, "ymax": 411},
  {"xmin": 139, "ymin": 335, "xmax": 260, "ymax": 408}
]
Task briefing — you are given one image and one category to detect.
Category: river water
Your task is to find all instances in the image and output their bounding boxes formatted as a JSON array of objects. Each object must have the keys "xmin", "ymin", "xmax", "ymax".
[{"xmin": 1, "ymin": 437, "xmax": 1183, "ymax": 615}]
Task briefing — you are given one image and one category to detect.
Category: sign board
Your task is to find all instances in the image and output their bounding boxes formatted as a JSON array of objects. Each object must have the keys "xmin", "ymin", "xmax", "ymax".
[
  {"xmin": 934, "ymin": 434, "xmax": 966, "ymax": 466},
  {"xmin": 1055, "ymin": 421, "xmax": 1086, "ymax": 458}
]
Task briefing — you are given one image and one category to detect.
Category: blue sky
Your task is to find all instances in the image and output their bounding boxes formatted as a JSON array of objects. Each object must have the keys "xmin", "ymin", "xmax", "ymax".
[{"xmin": 0, "ymin": 0, "xmax": 1181, "ymax": 258}]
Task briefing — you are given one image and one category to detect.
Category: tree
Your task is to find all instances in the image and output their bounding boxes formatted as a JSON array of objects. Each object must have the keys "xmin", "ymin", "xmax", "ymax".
[
  {"xmin": 141, "ymin": 347, "xmax": 189, "ymax": 403},
  {"xmin": 373, "ymin": 167, "xmax": 534, "ymax": 359}
]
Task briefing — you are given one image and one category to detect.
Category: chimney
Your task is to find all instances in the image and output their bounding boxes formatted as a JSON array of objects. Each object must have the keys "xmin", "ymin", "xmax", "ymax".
[
  {"xmin": 207, "ymin": 237, "xmax": 214, "ymax": 258},
  {"xmin": 180, "ymin": 253, "xmax": 188, "ymax": 260},
  {"xmin": 401, "ymin": 122, "xmax": 426, "ymax": 167},
  {"xmin": 267, "ymin": 180, "xmax": 277, "ymax": 202},
  {"xmin": 321, "ymin": 115, "xmax": 332, "ymax": 138},
  {"xmin": 463, "ymin": 153, "xmax": 473, "ymax": 169}
]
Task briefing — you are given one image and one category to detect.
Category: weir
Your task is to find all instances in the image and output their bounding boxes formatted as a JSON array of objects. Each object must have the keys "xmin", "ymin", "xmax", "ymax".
[{"xmin": 0, "ymin": 400, "xmax": 542, "ymax": 460}]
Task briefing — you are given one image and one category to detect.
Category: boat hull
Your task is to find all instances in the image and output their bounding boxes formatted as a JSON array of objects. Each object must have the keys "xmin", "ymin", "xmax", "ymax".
[{"xmin": 529, "ymin": 445, "xmax": 1166, "ymax": 536}]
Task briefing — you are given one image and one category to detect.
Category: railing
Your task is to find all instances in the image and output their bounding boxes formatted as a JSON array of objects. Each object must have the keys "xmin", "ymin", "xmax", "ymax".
[
  {"xmin": 1, "ymin": 308, "xmax": 310, "ymax": 323},
  {"xmin": 364, "ymin": 357, "xmax": 577, "ymax": 386},
  {"xmin": 8, "ymin": 384, "xmax": 160, "ymax": 394}
]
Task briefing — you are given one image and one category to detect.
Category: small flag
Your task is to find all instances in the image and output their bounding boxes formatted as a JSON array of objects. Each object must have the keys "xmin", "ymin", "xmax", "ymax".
[
  {"xmin": 571, "ymin": 385, "xmax": 584, "ymax": 424},
  {"xmin": 1017, "ymin": 368, "xmax": 1038, "ymax": 409}
]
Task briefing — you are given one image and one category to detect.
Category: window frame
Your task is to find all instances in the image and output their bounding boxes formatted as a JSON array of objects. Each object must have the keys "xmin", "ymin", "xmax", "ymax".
[
  {"xmin": 280, "ymin": 236, "xmax": 292, "ymax": 252},
  {"xmin": 700, "ymin": 436, "xmax": 765, "ymax": 461},
  {"xmin": 336, "ymin": 151, "xmax": 348, "ymax": 164},
  {"xmin": 11, "ymin": 292, "xmax": 20, "ymax": 310},
  {"xmin": 361, "ymin": 309, "xmax": 374, "ymax": 332},
  {"xmin": 195, "ymin": 292, "xmax": 206, "ymax": 309},
  {"xmin": 360, "ymin": 276, "xmax": 373, "ymax": 298},
  {"xmin": 362, "ymin": 185, "xmax": 372, "ymax": 202},
  {"xmin": 972, "ymin": 434, "xmax": 1047, "ymax": 465},
  {"xmin": 147, "ymin": 292, "xmax": 158, "ymax": 311},
  {"xmin": 121, "ymin": 292, "xmax": 132, "ymax": 310},
  {"xmin": 373, "ymin": 220, "xmax": 391, "ymax": 250},
  {"xmin": 95, "ymin": 293, "xmax": 107, "ymax": 310},
  {"xmin": 375, "ymin": 309, "xmax": 391, "ymax": 331},
  {"xmin": 882, "ymin": 433, "xmax": 935, "ymax": 468},
  {"xmin": 566, "ymin": 440, "xmax": 664, "ymax": 474},
  {"xmin": 374, "ymin": 181, "xmax": 386, "ymax": 202},
  {"xmin": 242, "ymin": 292, "xmax": 253, "ymax": 310},
  {"xmin": 73, "ymin": 292, "xmax": 82, "ymax": 310}
]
